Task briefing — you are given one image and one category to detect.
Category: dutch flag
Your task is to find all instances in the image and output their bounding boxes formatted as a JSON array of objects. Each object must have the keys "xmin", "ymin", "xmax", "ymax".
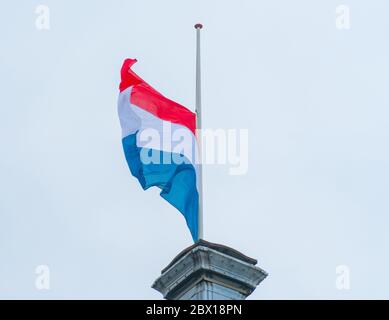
[{"xmin": 118, "ymin": 59, "xmax": 199, "ymax": 241}]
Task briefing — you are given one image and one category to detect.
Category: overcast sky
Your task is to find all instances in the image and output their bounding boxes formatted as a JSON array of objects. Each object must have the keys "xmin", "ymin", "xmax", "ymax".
[{"xmin": 1, "ymin": 0, "xmax": 389, "ymax": 299}]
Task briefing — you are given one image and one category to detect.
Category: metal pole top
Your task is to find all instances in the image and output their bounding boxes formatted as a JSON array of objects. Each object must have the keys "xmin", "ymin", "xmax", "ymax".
[{"xmin": 194, "ymin": 23, "xmax": 203, "ymax": 29}]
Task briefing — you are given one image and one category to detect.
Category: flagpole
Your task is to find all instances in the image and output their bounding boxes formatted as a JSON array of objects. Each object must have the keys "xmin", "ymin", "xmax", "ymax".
[{"xmin": 195, "ymin": 23, "xmax": 204, "ymax": 240}]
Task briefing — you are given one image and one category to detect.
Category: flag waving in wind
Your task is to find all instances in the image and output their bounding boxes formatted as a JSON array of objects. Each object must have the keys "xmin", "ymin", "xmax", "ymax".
[{"xmin": 118, "ymin": 59, "xmax": 199, "ymax": 241}]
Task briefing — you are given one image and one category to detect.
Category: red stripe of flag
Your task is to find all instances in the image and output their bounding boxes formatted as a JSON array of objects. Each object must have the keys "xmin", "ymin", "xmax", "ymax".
[{"xmin": 119, "ymin": 59, "xmax": 196, "ymax": 135}]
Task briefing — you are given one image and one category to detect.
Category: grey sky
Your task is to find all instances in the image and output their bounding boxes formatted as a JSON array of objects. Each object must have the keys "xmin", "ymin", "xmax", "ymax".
[{"xmin": 1, "ymin": 0, "xmax": 388, "ymax": 299}]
